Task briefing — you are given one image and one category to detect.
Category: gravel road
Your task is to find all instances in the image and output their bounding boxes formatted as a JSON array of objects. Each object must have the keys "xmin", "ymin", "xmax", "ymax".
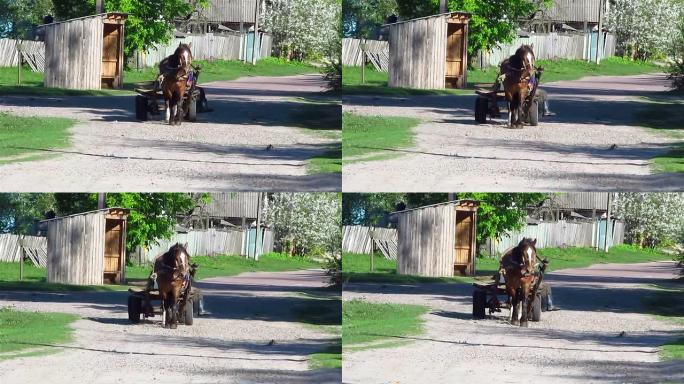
[
  {"xmin": 342, "ymin": 261, "xmax": 684, "ymax": 384},
  {"xmin": 343, "ymin": 73, "xmax": 684, "ymax": 192},
  {"xmin": 0, "ymin": 74, "xmax": 340, "ymax": 191},
  {"xmin": 0, "ymin": 269, "xmax": 341, "ymax": 384}
]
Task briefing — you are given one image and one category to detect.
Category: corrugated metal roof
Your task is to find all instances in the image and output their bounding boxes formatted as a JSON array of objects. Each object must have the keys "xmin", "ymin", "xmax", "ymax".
[
  {"xmin": 546, "ymin": 193, "xmax": 609, "ymax": 210},
  {"xmin": 545, "ymin": 0, "xmax": 600, "ymax": 23},
  {"xmin": 199, "ymin": 193, "xmax": 260, "ymax": 218},
  {"xmin": 197, "ymin": 0, "xmax": 258, "ymax": 23}
]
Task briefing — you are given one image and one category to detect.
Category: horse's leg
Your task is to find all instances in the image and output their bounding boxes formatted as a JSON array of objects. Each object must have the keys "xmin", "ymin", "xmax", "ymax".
[
  {"xmin": 169, "ymin": 290, "xmax": 178, "ymax": 329},
  {"xmin": 507, "ymin": 101, "xmax": 513, "ymax": 128},
  {"xmin": 165, "ymin": 99, "xmax": 170, "ymax": 124},
  {"xmin": 507, "ymin": 284, "xmax": 519, "ymax": 326}
]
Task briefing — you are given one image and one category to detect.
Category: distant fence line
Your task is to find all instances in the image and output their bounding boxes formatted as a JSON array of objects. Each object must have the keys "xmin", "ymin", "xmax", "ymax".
[
  {"xmin": 137, "ymin": 228, "xmax": 274, "ymax": 263},
  {"xmin": 343, "ymin": 219, "xmax": 625, "ymax": 259},
  {"xmin": 342, "ymin": 32, "xmax": 617, "ymax": 70},
  {"xmin": 0, "ymin": 38, "xmax": 45, "ymax": 69},
  {"xmin": 0, "ymin": 234, "xmax": 47, "ymax": 267}
]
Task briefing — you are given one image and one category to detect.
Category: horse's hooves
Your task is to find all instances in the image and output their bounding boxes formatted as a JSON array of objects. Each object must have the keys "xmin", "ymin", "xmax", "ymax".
[
  {"xmin": 521, "ymin": 321, "xmax": 529, "ymax": 328},
  {"xmin": 511, "ymin": 320, "xmax": 520, "ymax": 326},
  {"xmin": 170, "ymin": 323, "xmax": 178, "ymax": 329}
]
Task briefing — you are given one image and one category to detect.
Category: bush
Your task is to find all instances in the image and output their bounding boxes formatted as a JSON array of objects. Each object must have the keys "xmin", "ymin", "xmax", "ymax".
[{"xmin": 325, "ymin": 255, "xmax": 342, "ymax": 288}]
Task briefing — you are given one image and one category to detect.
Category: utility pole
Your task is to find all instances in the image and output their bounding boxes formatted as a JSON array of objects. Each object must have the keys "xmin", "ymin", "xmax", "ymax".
[
  {"xmin": 595, "ymin": 0, "xmax": 604, "ymax": 64},
  {"xmin": 439, "ymin": 0, "xmax": 447, "ymax": 13},
  {"xmin": 251, "ymin": 0, "xmax": 260, "ymax": 65},
  {"xmin": 19, "ymin": 236, "xmax": 25, "ymax": 281},
  {"xmin": 96, "ymin": 0, "xmax": 103, "ymax": 13},
  {"xmin": 97, "ymin": 193, "xmax": 106, "ymax": 209},
  {"xmin": 604, "ymin": 193, "xmax": 612, "ymax": 252},
  {"xmin": 253, "ymin": 193, "xmax": 262, "ymax": 260}
]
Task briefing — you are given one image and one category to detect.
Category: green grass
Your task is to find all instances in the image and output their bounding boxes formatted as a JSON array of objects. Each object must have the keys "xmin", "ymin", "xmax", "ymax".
[
  {"xmin": 309, "ymin": 344, "xmax": 342, "ymax": 369},
  {"xmin": 0, "ymin": 58, "xmax": 320, "ymax": 96},
  {"xmin": 632, "ymin": 98, "xmax": 684, "ymax": 173},
  {"xmin": 641, "ymin": 281, "xmax": 684, "ymax": 361},
  {"xmin": 126, "ymin": 252, "xmax": 322, "ymax": 281},
  {"xmin": 343, "ymin": 57, "xmax": 662, "ymax": 95},
  {"xmin": 342, "ymin": 252, "xmax": 475, "ymax": 284},
  {"xmin": 536, "ymin": 244, "xmax": 674, "ymax": 272},
  {"xmin": 308, "ymin": 147, "xmax": 342, "ymax": 174},
  {"xmin": 342, "ymin": 299, "xmax": 429, "ymax": 348},
  {"xmin": 0, "ymin": 261, "xmax": 127, "ymax": 292},
  {"xmin": 0, "ymin": 307, "xmax": 79, "ymax": 360},
  {"xmin": 342, "ymin": 112, "xmax": 421, "ymax": 160},
  {"xmin": 0, "ymin": 112, "xmax": 76, "ymax": 160}
]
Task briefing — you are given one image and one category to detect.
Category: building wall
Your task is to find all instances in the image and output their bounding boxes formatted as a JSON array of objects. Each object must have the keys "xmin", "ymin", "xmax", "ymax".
[
  {"xmin": 198, "ymin": 0, "xmax": 258, "ymax": 23},
  {"xmin": 47, "ymin": 212, "xmax": 105, "ymax": 285},
  {"xmin": 44, "ymin": 16, "xmax": 103, "ymax": 89},
  {"xmin": 388, "ymin": 15, "xmax": 447, "ymax": 89},
  {"xmin": 396, "ymin": 203, "xmax": 456, "ymax": 277},
  {"xmin": 546, "ymin": 0, "xmax": 600, "ymax": 23}
]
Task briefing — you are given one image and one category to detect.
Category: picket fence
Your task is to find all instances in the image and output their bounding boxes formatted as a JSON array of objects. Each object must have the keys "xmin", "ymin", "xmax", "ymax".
[{"xmin": 0, "ymin": 234, "xmax": 48, "ymax": 267}]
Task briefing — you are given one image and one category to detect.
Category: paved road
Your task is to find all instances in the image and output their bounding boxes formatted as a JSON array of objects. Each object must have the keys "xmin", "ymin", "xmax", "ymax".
[
  {"xmin": 0, "ymin": 74, "xmax": 340, "ymax": 191},
  {"xmin": 342, "ymin": 261, "xmax": 684, "ymax": 384},
  {"xmin": 343, "ymin": 73, "xmax": 684, "ymax": 191},
  {"xmin": 0, "ymin": 269, "xmax": 341, "ymax": 384}
]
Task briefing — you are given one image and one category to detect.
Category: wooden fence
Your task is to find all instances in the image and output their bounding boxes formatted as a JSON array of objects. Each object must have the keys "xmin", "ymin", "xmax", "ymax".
[
  {"xmin": 0, "ymin": 234, "xmax": 48, "ymax": 267},
  {"xmin": 485, "ymin": 219, "xmax": 625, "ymax": 255},
  {"xmin": 131, "ymin": 32, "xmax": 273, "ymax": 69},
  {"xmin": 0, "ymin": 38, "xmax": 46, "ymax": 70},
  {"xmin": 342, "ymin": 226, "xmax": 398, "ymax": 255},
  {"xmin": 139, "ymin": 228, "xmax": 274, "ymax": 263},
  {"xmin": 342, "ymin": 38, "xmax": 389, "ymax": 67}
]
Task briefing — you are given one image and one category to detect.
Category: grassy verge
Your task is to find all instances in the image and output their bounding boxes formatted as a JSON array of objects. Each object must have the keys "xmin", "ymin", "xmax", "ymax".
[
  {"xmin": 342, "ymin": 112, "xmax": 421, "ymax": 161},
  {"xmin": 0, "ymin": 58, "xmax": 320, "ymax": 97},
  {"xmin": 536, "ymin": 244, "xmax": 674, "ymax": 272},
  {"xmin": 126, "ymin": 252, "xmax": 322, "ymax": 281},
  {"xmin": 309, "ymin": 344, "xmax": 342, "ymax": 369},
  {"xmin": 342, "ymin": 299, "xmax": 428, "ymax": 349},
  {"xmin": 343, "ymin": 58, "xmax": 661, "ymax": 96},
  {"xmin": 0, "ymin": 307, "xmax": 79, "ymax": 360},
  {"xmin": 0, "ymin": 113, "xmax": 76, "ymax": 160},
  {"xmin": 641, "ymin": 280, "xmax": 684, "ymax": 361},
  {"xmin": 632, "ymin": 98, "xmax": 684, "ymax": 173},
  {"xmin": 0, "ymin": 261, "xmax": 126, "ymax": 292},
  {"xmin": 285, "ymin": 101, "xmax": 342, "ymax": 174},
  {"xmin": 308, "ymin": 147, "xmax": 342, "ymax": 174}
]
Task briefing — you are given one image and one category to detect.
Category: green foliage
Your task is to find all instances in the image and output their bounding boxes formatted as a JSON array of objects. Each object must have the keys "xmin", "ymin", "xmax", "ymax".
[
  {"xmin": 396, "ymin": 0, "xmax": 550, "ymax": 57},
  {"xmin": 343, "ymin": 0, "xmax": 398, "ymax": 38},
  {"xmin": 669, "ymin": 20, "xmax": 684, "ymax": 91},
  {"xmin": 0, "ymin": 0, "xmax": 53, "ymax": 38},
  {"xmin": 343, "ymin": 299, "xmax": 428, "ymax": 347},
  {"xmin": 0, "ymin": 307, "xmax": 79, "ymax": 358},
  {"xmin": 0, "ymin": 112, "xmax": 75, "ymax": 162},
  {"xmin": 0, "ymin": 193, "xmax": 57, "ymax": 234}
]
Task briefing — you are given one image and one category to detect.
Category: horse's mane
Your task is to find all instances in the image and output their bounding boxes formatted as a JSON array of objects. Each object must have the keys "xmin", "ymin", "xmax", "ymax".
[
  {"xmin": 508, "ymin": 45, "xmax": 534, "ymax": 71},
  {"xmin": 511, "ymin": 237, "xmax": 536, "ymax": 263},
  {"xmin": 161, "ymin": 243, "xmax": 189, "ymax": 268}
]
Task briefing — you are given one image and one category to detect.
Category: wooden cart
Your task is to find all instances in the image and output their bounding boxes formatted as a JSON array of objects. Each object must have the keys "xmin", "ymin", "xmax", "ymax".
[
  {"xmin": 472, "ymin": 258, "xmax": 549, "ymax": 322},
  {"xmin": 127, "ymin": 265, "xmax": 203, "ymax": 326},
  {"xmin": 474, "ymin": 67, "xmax": 544, "ymax": 126},
  {"xmin": 134, "ymin": 66, "xmax": 206, "ymax": 122}
]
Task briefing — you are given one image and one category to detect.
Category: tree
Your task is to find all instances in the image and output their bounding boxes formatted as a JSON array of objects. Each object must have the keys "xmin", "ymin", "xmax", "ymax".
[
  {"xmin": 0, "ymin": 193, "xmax": 56, "ymax": 234},
  {"xmin": 612, "ymin": 193, "xmax": 684, "ymax": 247},
  {"xmin": 0, "ymin": 0, "xmax": 53, "ymax": 39},
  {"xmin": 51, "ymin": 0, "xmax": 206, "ymax": 58},
  {"xmin": 607, "ymin": 0, "xmax": 684, "ymax": 60},
  {"xmin": 395, "ymin": 0, "xmax": 549, "ymax": 57},
  {"xmin": 262, "ymin": 0, "xmax": 340, "ymax": 60},
  {"xmin": 266, "ymin": 193, "xmax": 342, "ymax": 257},
  {"xmin": 342, "ymin": 0, "xmax": 398, "ymax": 38}
]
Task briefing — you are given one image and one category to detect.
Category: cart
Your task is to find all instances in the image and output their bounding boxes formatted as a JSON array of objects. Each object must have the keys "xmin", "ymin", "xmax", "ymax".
[
  {"xmin": 472, "ymin": 258, "xmax": 549, "ymax": 322},
  {"xmin": 474, "ymin": 67, "xmax": 544, "ymax": 126},
  {"xmin": 134, "ymin": 66, "xmax": 207, "ymax": 122},
  {"xmin": 127, "ymin": 264, "xmax": 203, "ymax": 326}
]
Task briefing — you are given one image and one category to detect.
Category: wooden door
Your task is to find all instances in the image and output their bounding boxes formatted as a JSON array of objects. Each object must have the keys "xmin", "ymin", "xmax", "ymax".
[
  {"xmin": 104, "ymin": 219, "xmax": 123, "ymax": 282},
  {"xmin": 445, "ymin": 23, "xmax": 464, "ymax": 88},
  {"xmin": 454, "ymin": 211, "xmax": 473, "ymax": 272},
  {"xmin": 102, "ymin": 24, "xmax": 120, "ymax": 88}
]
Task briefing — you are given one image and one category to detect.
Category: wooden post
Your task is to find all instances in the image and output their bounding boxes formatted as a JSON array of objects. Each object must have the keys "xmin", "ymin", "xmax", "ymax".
[
  {"xmin": 595, "ymin": 0, "xmax": 603, "ymax": 64},
  {"xmin": 604, "ymin": 193, "xmax": 612, "ymax": 252},
  {"xmin": 254, "ymin": 192, "xmax": 262, "ymax": 260},
  {"xmin": 251, "ymin": 0, "xmax": 260, "ymax": 65},
  {"xmin": 360, "ymin": 41, "xmax": 367, "ymax": 85},
  {"xmin": 16, "ymin": 44, "xmax": 22, "ymax": 85},
  {"xmin": 369, "ymin": 228, "xmax": 375, "ymax": 271},
  {"xmin": 19, "ymin": 236, "xmax": 25, "ymax": 281},
  {"xmin": 96, "ymin": 0, "xmax": 103, "ymax": 13}
]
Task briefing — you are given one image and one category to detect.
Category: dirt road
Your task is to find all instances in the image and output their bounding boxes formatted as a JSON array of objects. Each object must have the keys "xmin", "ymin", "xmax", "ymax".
[
  {"xmin": 342, "ymin": 261, "xmax": 683, "ymax": 384},
  {"xmin": 0, "ymin": 269, "xmax": 341, "ymax": 384},
  {"xmin": 0, "ymin": 74, "xmax": 340, "ymax": 191},
  {"xmin": 343, "ymin": 73, "xmax": 684, "ymax": 191}
]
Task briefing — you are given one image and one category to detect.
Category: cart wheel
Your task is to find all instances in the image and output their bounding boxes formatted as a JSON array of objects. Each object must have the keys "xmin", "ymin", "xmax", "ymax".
[
  {"xmin": 135, "ymin": 95, "xmax": 148, "ymax": 121},
  {"xmin": 184, "ymin": 299, "xmax": 194, "ymax": 325},
  {"xmin": 531, "ymin": 293, "xmax": 542, "ymax": 322},
  {"xmin": 128, "ymin": 295, "xmax": 142, "ymax": 324},
  {"xmin": 475, "ymin": 97, "xmax": 488, "ymax": 124},
  {"xmin": 528, "ymin": 100, "xmax": 539, "ymax": 126},
  {"xmin": 473, "ymin": 290, "xmax": 487, "ymax": 319},
  {"xmin": 187, "ymin": 95, "xmax": 197, "ymax": 122},
  {"xmin": 193, "ymin": 294, "xmax": 201, "ymax": 316},
  {"xmin": 539, "ymin": 283, "xmax": 550, "ymax": 311},
  {"xmin": 197, "ymin": 87, "xmax": 208, "ymax": 112}
]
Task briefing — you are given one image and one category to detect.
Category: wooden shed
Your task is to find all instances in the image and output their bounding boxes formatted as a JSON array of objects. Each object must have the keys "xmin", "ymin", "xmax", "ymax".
[
  {"xmin": 396, "ymin": 200, "xmax": 479, "ymax": 277},
  {"xmin": 41, "ymin": 13, "xmax": 127, "ymax": 90},
  {"xmin": 45, "ymin": 208, "xmax": 129, "ymax": 285},
  {"xmin": 387, "ymin": 12, "xmax": 470, "ymax": 89}
]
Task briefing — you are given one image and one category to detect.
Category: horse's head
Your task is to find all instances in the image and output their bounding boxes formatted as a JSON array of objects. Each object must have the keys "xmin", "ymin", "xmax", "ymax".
[
  {"xmin": 516, "ymin": 237, "xmax": 537, "ymax": 275},
  {"xmin": 166, "ymin": 242, "xmax": 190, "ymax": 277},
  {"xmin": 174, "ymin": 43, "xmax": 193, "ymax": 69},
  {"xmin": 516, "ymin": 45, "xmax": 535, "ymax": 73}
]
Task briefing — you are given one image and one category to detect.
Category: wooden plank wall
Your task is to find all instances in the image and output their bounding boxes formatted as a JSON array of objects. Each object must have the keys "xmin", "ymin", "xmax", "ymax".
[
  {"xmin": 486, "ymin": 219, "xmax": 626, "ymax": 255},
  {"xmin": 342, "ymin": 38, "xmax": 389, "ymax": 66},
  {"xmin": 44, "ymin": 16, "xmax": 102, "ymax": 89},
  {"xmin": 142, "ymin": 228, "xmax": 274, "ymax": 262},
  {"xmin": 47, "ymin": 212, "xmax": 105, "ymax": 285},
  {"xmin": 396, "ymin": 204, "xmax": 456, "ymax": 277},
  {"xmin": 0, "ymin": 234, "xmax": 47, "ymax": 266},
  {"xmin": 388, "ymin": 15, "xmax": 447, "ymax": 89},
  {"xmin": 342, "ymin": 225, "xmax": 398, "ymax": 256},
  {"xmin": 0, "ymin": 39, "xmax": 45, "ymax": 68}
]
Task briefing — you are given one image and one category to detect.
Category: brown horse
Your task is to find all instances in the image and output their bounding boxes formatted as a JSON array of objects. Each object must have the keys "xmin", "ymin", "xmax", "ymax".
[
  {"xmin": 159, "ymin": 44, "xmax": 192, "ymax": 125},
  {"xmin": 153, "ymin": 243, "xmax": 191, "ymax": 329},
  {"xmin": 501, "ymin": 238, "xmax": 538, "ymax": 327},
  {"xmin": 501, "ymin": 45, "xmax": 536, "ymax": 129}
]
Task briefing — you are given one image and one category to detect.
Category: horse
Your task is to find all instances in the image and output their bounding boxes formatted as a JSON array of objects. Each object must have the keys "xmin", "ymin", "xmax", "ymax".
[
  {"xmin": 159, "ymin": 44, "xmax": 193, "ymax": 125},
  {"xmin": 153, "ymin": 243, "xmax": 191, "ymax": 329},
  {"xmin": 500, "ymin": 45, "xmax": 536, "ymax": 129},
  {"xmin": 500, "ymin": 238, "xmax": 538, "ymax": 327}
]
